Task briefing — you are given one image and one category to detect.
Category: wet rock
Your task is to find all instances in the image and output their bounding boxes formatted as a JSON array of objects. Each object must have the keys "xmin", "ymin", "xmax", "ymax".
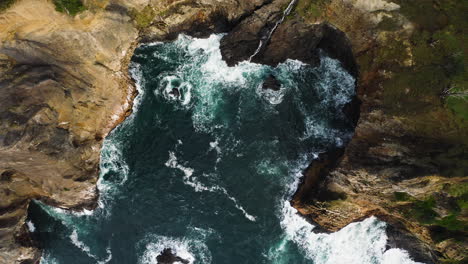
[
  {"xmin": 262, "ymin": 74, "xmax": 281, "ymax": 91},
  {"xmin": 385, "ymin": 222, "xmax": 438, "ymax": 264},
  {"xmin": 220, "ymin": 0, "xmax": 292, "ymax": 65},
  {"xmin": 156, "ymin": 248, "xmax": 189, "ymax": 264},
  {"xmin": 169, "ymin": 88, "xmax": 180, "ymax": 98},
  {"xmin": 258, "ymin": 18, "xmax": 322, "ymax": 67},
  {"xmin": 341, "ymin": 95, "xmax": 361, "ymax": 127},
  {"xmin": 221, "ymin": 15, "xmax": 358, "ymax": 78}
]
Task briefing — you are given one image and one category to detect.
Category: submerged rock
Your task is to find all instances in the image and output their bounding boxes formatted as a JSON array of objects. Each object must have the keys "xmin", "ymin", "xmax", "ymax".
[
  {"xmin": 156, "ymin": 248, "xmax": 189, "ymax": 264},
  {"xmin": 262, "ymin": 74, "xmax": 281, "ymax": 91}
]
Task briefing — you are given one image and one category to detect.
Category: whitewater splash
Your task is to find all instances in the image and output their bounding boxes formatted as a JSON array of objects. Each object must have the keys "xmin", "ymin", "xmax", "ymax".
[
  {"xmin": 275, "ymin": 203, "xmax": 424, "ymax": 264},
  {"xmin": 138, "ymin": 233, "xmax": 212, "ymax": 264}
]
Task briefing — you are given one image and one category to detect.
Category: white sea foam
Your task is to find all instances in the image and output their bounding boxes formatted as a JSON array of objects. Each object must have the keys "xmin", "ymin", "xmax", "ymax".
[
  {"xmin": 97, "ymin": 247, "xmax": 113, "ymax": 264},
  {"xmin": 256, "ymin": 82, "xmax": 287, "ymax": 105},
  {"xmin": 208, "ymin": 140, "xmax": 222, "ymax": 163},
  {"xmin": 222, "ymin": 189, "xmax": 257, "ymax": 222},
  {"xmin": 70, "ymin": 230, "xmax": 97, "ymax": 259},
  {"xmin": 69, "ymin": 230, "xmax": 113, "ymax": 264},
  {"xmin": 156, "ymin": 75, "xmax": 193, "ymax": 105},
  {"xmin": 26, "ymin": 220, "xmax": 36, "ymax": 232},
  {"xmin": 315, "ymin": 55, "xmax": 356, "ymax": 108},
  {"xmin": 152, "ymin": 34, "xmax": 268, "ymax": 133},
  {"xmin": 165, "ymin": 150, "xmax": 256, "ymax": 221},
  {"xmin": 279, "ymin": 204, "xmax": 424, "ymax": 264},
  {"xmin": 98, "ymin": 138, "xmax": 129, "ymax": 206},
  {"xmin": 39, "ymin": 253, "xmax": 60, "ymax": 264},
  {"xmin": 129, "ymin": 62, "xmax": 146, "ymax": 114}
]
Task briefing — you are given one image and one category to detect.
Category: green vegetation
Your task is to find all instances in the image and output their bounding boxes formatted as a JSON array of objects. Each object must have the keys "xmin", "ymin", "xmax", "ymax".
[
  {"xmin": 446, "ymin": 97, "xmax": 468, "ymax": 120},
  {"xmin": 448, "ymin": 183, "xmax": 468, "ymax": 198},
  {"xmin": 398, "ymin": 184, "xmax": 467, "ymax": 234},
  {"xmin": 394, "ymin": 191, "xmax": 412, "ymax": 201},
  {"xmin": 361, "ymin": 0, "xmax": 468, "ymax": 178},
  {"xmin": 377, "ymin": 16, "xmax": 400, "ymax": 31},
  {"xmin": 291, "ymin": 0, "xmax": 330, "ymax": 21},
  {"xmin": 129, "ymin": 5, "xmax": 155, "ymax": 29},
  {"xmin": 381, "ymin": 0, "xmax": 468, "ymax": 121},
  {"xmin": 435, "ymin": 214, "xmax": 465, "ymax": 231},
  {"xmin": 0, "ymin": 0, "xmax": 15, "ymax": 11},
  {"xmin": 53, "ymin": 0, "xmax": 86, "ymax": 16}
]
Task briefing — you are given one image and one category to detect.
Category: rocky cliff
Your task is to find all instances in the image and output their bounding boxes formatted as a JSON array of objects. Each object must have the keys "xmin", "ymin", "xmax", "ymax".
[
  {"xmin": 290, "ymin": 0, "xmax": 467, "ymax": 262},
  {"xmin": 0, "ymin": 0, "xmax": 466, "ymax": 263}
]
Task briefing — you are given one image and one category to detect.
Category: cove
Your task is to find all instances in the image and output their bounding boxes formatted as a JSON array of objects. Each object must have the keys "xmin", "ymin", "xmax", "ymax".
[{"xmin": 28, "ymin": 34, "xmax": 422, "ymax": 264}]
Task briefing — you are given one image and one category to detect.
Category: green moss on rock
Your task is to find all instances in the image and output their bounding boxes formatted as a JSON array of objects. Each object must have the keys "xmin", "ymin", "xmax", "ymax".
[
  {"xmin": 129, "ymin": 5, "xmax": 155, "ymax": 29},
  {"xmin": 394, "ymin": 191, "xmax": 412, "ymax": 201},
  {"xmin": 292, "ymin": 0, "xmax": 330, "ymax": 22},
  {"xmin": 0, "ymin": 0, "xmax": 15, "ymax": 12},
  {"xmin": 53, "ymin": 0, "xmax": 86, "ymax": 16}
]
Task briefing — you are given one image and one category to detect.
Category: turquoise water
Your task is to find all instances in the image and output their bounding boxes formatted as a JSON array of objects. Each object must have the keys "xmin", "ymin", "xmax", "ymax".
[{"xmin": 28, "ymin": 34, "xmax": 422, "ymax": 264}]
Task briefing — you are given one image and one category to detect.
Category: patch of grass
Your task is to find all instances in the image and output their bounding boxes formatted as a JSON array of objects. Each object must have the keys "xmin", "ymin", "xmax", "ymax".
[
  {"xmin": 385, "ymin": 0, "xmax": 468, "ymax": 121},
  {"xmin": 435, "ymin": 214, "xmax": 466, "ymax": 231},
  {"xmin": 0, "ymin": 0, "xmax": 15, "ymax": 12},
  {"xmin": 129, "ymin": 5, "xmax": 155, "ymax": 29},
  {"xmin": 292, "ymin": 0, "xmax": 330, "ymax": 21},
  {"xmin": 53, "ymin": 0, "xmax": 86, "ymax": 16},
  {"xmin": 400, "ymin": 188, "xmax": 467, "ymax": 233},
  {"xmin": 412, "ymin": 196, "xmax": 439, "ymax": 223},
  {"xmin": 446, "ymin": 96, "xmax": 468, "ymax": 120},
  {"xmin": 394, "ymin": 191, "xmax": 412, "ymax": 201},
  {"xmin": 377, "ymin": 16, "xmax": 401, "ymax": 31},
  {"xmin": 448, "ymin": 183, "xmax": 468, "ymax": 198}
]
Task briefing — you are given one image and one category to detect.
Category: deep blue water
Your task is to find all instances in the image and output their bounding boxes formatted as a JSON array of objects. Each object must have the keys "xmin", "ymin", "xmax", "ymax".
[{"xmin": 28, "ymin": 34, "xmax": 423, "ymax": 264}]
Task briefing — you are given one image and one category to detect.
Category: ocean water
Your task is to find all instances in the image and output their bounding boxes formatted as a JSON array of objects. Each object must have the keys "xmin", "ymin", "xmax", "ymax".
[{"xmin": 28, "ymin": 34, "xmax": 423, "ymax": 264}]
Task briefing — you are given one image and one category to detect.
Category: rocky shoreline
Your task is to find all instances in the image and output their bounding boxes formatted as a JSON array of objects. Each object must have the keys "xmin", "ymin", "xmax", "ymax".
[{"xmin": 0, "ymin": 0, "xmax": 466, "ymax": 263}]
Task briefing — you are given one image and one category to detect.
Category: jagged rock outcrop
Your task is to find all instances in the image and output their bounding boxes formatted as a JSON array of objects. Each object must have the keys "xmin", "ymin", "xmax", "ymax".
[{"xmin": 156, "ymin": 248, "xmax": 189, "ymax": 264}]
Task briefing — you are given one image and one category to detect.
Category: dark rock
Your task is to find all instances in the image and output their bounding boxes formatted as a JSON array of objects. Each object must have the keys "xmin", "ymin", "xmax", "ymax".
[
  {"xmin": 292, "ymin": 147, "xmax": 346, "ymax": 204},
  {"xmin": 385, "ymin": 222, "xmax": 439, "ymax": 264},
  {"xmin": 342, "ymin": 95, "xmax": 361, "ymax": 127},
  {"xmin": 156, "ymin": 248, "xmax": 189, "ymax": 264},
  {"xmin": 254, "ymin": 18, "xmax": 322, "ymax": 67},
  {"xmin": 169, "ymin": 88, "xmax": 180, "ymax": 98},
  {"xmin": 220, "ymin": 0, "xmax": 291, "ymax": 65},
  {"xmin": 1, "ymin": 169, "xmax": 16, "ymax": 182},
  {"xmin": 317, "ymin": 23, "xmax": 358, "ymax": 78},
  {"xmin": 262, "ymin": 74, "xmax": 281, "ymax": 91},
  {"xmin": 220, "ymin": 13, "xmax": 358, "ymax": 78}
]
